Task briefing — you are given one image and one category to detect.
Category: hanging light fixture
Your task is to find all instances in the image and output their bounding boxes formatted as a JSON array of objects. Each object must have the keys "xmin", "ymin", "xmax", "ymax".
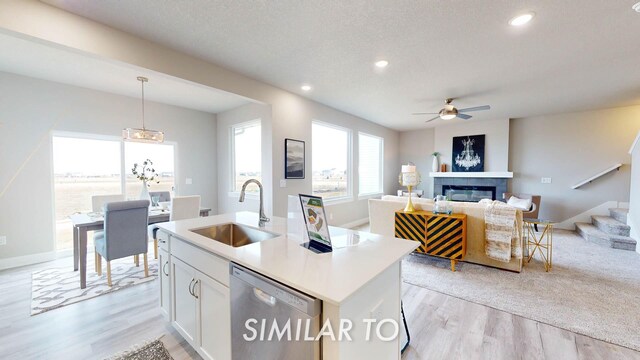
[{"xmin": 122, "ymin": 76, "xmax": 164, "ymax": 143}]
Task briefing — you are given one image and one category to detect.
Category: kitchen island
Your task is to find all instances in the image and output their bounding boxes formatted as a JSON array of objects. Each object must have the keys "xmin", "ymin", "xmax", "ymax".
[{"xmin": 156, "ymin": 211, "xmax": 418, "ymax": 360}]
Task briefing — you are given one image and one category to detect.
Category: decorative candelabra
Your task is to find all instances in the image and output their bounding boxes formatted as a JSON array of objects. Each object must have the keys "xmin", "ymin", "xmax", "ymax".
[{"xmin": 398, "ymin": 163, "xmax": 421, "ymax": 212}]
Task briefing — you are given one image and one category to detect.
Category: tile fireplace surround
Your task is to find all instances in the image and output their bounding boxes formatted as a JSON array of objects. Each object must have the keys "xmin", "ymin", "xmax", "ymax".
[{"xmin": 434, "ymin": 176, "xmax": 508, "ymax": 202}]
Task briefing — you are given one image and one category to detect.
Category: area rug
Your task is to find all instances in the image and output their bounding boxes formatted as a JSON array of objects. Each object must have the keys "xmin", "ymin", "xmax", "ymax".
[
  {"xmin": 402, "ymin": 229, "xmax": 640, "ymax": 351},
  {"xmin": 31, "ymin": 255, "xmax": 158, "ymax": 315},
  {"xmin": 105, "ymin": 338, "xmax": 173, "ymax": 360}
]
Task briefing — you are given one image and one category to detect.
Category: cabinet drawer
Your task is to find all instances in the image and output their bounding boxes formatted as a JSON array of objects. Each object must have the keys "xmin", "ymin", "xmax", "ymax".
[
  {"xmin": 157, "ymin": 230, "xmax": 170, "ymax": 252},
  {"xmin": 172, "ymin": 238, "xmax": 229, "ymax": 287}
]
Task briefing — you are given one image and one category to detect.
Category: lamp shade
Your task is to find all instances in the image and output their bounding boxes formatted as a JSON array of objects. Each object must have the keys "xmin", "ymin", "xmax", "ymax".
[{"xmin": 401, "ymin": 164, "xmax": 416, "ymax": 173}]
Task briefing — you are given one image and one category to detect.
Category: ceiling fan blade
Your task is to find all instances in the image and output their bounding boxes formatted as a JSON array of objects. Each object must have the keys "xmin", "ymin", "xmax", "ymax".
[
  {"xmin": 458, "ymin": 105, "xmax": 491, "ymax": 113},
  {"xmin": 425, "ymin": 115, "xmax": 440, "ymax": 123},
  {"xmin": 412, "ymin": 112, "xmax": 440, "ymax": 115},
  {"xmin": 457, "ymin": 113, "xmax": 472, "ymax": 120}
]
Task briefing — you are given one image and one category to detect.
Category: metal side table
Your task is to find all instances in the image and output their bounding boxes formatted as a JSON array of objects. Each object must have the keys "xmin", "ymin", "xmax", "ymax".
[{"xmin": 523, "ymin": 218, "xmax": 554, "ymax": 272}]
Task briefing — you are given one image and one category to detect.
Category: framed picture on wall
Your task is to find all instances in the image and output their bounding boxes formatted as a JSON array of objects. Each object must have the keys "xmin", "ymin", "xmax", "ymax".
[
  {"xmin": 452, "ymin": 134, "xmax": 485, "ymax": 172},
  {"xmin": 285, "ymin": 138, "xmax": 305, "ymax": 179}
]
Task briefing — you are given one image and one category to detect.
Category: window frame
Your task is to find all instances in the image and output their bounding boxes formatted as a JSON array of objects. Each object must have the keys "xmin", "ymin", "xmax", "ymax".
[
  {"xmin": 229, "ymin": 119, "xmax": 262, "ymax": 197},
  {"xmin": 311, "ymin": 120, "xmax": 353, "ymax": 203},
  {"xmin": 357, "ymin": 131, "xmax": 384, "ymax": 198}
]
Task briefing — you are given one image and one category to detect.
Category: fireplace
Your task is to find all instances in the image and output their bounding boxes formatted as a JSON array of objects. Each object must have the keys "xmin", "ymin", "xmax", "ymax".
[
  {"xmin": 444, "ymin": 185, "xmax": 496, "ymax": 202},
  {"xmin": 434, "ymin": 176, "xmax": 508, "ymax": 202}
]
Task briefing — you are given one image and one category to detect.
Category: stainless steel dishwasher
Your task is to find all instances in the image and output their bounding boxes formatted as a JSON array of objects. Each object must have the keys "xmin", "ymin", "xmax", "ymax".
[{"xmin": 230, "ymin": 263, "xmax": 322, "ymax": 359}]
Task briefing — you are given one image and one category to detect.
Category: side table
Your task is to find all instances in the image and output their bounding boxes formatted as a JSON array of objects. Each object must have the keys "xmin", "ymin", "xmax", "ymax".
[{"xmin": 523, "ymin": 218, "xmax": 554, "ymax": 272}]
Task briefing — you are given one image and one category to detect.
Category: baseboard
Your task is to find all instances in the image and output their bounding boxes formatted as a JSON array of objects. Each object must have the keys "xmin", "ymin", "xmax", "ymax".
[
  {"xmin": 339, "ymin": 217, "xmax": 369, "ymax": 229},
  {"xmin": 555, "ymin": 201, "xmax": 625, "ymax": 230},
  {"xmin": 0, "ymin": 251, "xmax": 57, "ymax": 271}
]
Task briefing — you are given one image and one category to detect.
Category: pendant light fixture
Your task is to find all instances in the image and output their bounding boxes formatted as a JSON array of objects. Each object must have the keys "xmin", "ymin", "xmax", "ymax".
[{"xmin": 122, "ymin": 76, "xmax": 164, "ymax": 143}]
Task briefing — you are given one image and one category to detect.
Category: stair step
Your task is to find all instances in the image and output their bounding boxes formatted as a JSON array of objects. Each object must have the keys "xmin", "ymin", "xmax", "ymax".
[
  {"xmin": 591, "ymin": 215, "xmax": 631, "ymax": 237},
  {"xmin": 575, "ymin": 222, "xmax": 637, "ymax": 251},
  {"xmin": 608, "ymin": 208, "xmax": 629, "ymax": 224}
]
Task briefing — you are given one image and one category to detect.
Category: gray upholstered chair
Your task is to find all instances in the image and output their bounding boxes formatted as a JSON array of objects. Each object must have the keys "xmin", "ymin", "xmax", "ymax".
[{"xmin": 94, "ymin": 200, "xmax": 150, "ymax": 286}]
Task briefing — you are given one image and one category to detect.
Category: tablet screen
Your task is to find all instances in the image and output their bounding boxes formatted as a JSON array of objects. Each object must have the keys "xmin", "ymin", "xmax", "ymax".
[{"xmin": 299, "ymin": 194, "xmax": 332, "ymax": 248}]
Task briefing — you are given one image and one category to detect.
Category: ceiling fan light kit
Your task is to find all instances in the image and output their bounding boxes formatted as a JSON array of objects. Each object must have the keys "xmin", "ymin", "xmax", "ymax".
[{"xmin": 413, "ymin": 98, "xmax": 491, "ymax": 123}]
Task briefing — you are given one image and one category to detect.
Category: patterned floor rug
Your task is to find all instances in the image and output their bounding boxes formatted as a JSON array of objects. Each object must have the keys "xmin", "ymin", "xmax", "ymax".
[
  {"xmin": 105, "ymin": 338, "xmax": 173, "ymax": 360},
  {"xmin": 31, "ymin": 254, "xmax": 158, "ymax": 315}
]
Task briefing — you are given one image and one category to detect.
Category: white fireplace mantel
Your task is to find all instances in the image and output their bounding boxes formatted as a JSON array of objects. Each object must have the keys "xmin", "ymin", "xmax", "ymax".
[{"xmin": 429, "ymin": 172, "xmax": 513, "ymax": 178}]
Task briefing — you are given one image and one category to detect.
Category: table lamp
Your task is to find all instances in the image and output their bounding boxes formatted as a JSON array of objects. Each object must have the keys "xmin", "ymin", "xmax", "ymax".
[{"xmin": 399, "ymin": 163, "xmax": 421, "ymax": 212}]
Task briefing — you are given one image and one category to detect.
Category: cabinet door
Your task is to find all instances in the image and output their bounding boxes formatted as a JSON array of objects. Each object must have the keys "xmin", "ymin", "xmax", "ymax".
[
  {"xmin": 172, "ymin": 257, "xmax": 197, "ymax": 344},
  {"xmin": 195, "ymin": 272, "xmax": 231, "ymax": 360},
  {"xmin": 159, "ymin": 248, "xmax": 171, "ymax": 320}
]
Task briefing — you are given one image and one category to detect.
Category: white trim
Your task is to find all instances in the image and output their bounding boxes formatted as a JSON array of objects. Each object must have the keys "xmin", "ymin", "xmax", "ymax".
[
  {"xmin": 229, "ymin": 119, "xmax": 262, "ymax": 193},
  {"xmin": 630, "ymin": 131, "xmax": 640, "ymax": 155},
  {"xmin": 312, "ymin": 120, "xmax": 354, "ymax": 200},
  {"xmin": 357, "ymin": 132, "xmax": 384, "ymax": 197},
  {"xmin": 429, "ymin": 172, "xmax": 513, "ymax": 178},
  {"xmin": 0, "ymin": 251, "xmax": 57, "ymax": 270},
  {"xmin": 339, "ymin": 217, "xmax": 369, "ymax": 229}
]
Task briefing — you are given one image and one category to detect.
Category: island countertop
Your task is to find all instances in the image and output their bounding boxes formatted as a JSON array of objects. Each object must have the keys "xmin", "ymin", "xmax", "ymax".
[{"xmin": 156, "ymin": 211, "xmax": 418, "ymax": 305}]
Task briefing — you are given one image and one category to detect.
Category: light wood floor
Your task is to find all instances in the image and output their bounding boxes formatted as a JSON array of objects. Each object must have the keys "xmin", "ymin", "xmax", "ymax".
[{"xmin": 1, "ymin": 257, "xmax": 638, "ymax": 360}]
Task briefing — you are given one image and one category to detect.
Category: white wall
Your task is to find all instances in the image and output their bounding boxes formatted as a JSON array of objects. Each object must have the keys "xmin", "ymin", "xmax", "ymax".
[
  {"xmin": 510, "ymin": 106, "xmax": 640, "ymax": 222},
  {"xmin": 398, "ymin": 128, "xmax": 435, "ymax": 196},
  {"xmin": 0, "ymin": 0, "xmax": 400, "ymax": 226},
  {"xmin": 216, "ymin": 102, "xmax": 273, "ymax": 215},
  {"xmin": 629, "ymin": 131, "xmax": 640, "ymax": 252},
  {"xmin": 434, "ymin": 118, "xmax": 510, "ymax": 172},
  {"xmin": 0, "ymin": 72, "xmax": 217, "ymax": 260}
]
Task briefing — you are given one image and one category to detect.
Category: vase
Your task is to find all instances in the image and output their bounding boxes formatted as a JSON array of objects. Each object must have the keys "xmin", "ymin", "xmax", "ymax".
[
  {"xmin": 139, "ymin": 180, "xmax": 150, "ymax": 201},
  {"xmin": 432, "ymin": 156, "xmax": 439, "ymax": 173}
]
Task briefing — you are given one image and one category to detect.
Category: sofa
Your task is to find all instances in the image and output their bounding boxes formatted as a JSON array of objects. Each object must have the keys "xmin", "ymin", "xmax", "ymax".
[{"xmin": 369, "ymin": 195, "xmax": 523, "ymax": 272}]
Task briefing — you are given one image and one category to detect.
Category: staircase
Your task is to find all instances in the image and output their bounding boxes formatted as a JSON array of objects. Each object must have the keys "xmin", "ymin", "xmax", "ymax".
[{"xmin": 575, "ymin": 208, "xmax": 636, "ymax": 251}]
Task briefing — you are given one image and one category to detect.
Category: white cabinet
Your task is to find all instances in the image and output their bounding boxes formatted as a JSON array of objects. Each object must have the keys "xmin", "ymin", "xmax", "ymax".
[
  {"xmin": 171, "ymin": 253, "xmax": 231, "ymax": 360},
  {"xmin": 172, "ymin": 257, "xmax": 198, "ymax": 344},
  {"xmin": 196, "ymin": 271, "xmax": 231, "ymax": 360},
  {"xmin": 158, "ymin": 248, "xmax": 171, "ymax": 320}
]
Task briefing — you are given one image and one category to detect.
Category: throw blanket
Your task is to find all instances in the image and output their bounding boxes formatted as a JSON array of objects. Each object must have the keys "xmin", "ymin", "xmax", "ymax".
[{"xmin": 481, "ymin": 200, "xmax": 523, "ymax": 263}]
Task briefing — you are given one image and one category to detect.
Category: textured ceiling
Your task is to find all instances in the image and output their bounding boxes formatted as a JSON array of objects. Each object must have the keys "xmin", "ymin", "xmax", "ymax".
[
  {"xmin": 43, "ymin": 0, "xmax": 640, "ymax": 130},
  {"xmin": 0, "ymin": 31, "xmax": 250, "ymax": 114}
]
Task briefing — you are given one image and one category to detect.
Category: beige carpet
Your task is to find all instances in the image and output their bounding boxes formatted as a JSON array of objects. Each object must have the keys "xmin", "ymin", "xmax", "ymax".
[
  {"xmin": 402, "ymin": 229, "xmax": 640, "ymax": 351},
  {"xmin": 31, "ymin": 254, "xmax": 157, "ymax": 315}
]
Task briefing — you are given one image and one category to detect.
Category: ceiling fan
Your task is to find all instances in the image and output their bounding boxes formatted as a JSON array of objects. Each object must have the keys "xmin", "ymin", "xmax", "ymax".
[{"xmin": 413, "ymin": 98, "xmax": 491, "ymax": 123}]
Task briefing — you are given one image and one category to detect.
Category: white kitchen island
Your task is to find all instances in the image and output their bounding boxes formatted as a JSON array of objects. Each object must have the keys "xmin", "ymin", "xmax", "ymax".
[{"xmin": 155, "ymin": 211, "xmax": 418, "ymax": 360}]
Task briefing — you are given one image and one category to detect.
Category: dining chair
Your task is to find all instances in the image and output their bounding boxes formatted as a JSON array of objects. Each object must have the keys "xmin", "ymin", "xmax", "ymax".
[
  {"xmin": 94, "ymin": 200, "xmax": 150, "ymax": 286},
  {"xmin": 91, "ymin": 194, "xmax": 125, "ymax": 212},
  {"xmin": 151, "ymin": 195, "xmax": 201, "ymax": 259},
  {"xmin": 149, "ymin": 191, "xmax": 171, "ymax": 205}
]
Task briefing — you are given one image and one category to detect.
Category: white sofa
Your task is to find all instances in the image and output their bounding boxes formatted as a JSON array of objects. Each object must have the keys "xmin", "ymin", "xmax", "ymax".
[{"xmin": 369, "ymin": 195, "xmax": 522, "ymax": 272}]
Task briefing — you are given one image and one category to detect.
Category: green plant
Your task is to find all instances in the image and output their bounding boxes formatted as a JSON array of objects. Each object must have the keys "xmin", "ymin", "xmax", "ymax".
[
  {"xmin": 132, "ymin": 159, "xmax": 160, "ymax": 186},
  {"xmin": 432, "ymin": 152, "xmax": 440, "ymax": 157}
]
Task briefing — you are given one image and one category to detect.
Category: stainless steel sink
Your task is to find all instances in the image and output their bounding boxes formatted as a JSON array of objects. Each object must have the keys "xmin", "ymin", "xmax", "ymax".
[{"xmin": 189, "ymin": 223, "xmax": 278, "ymax": 247}]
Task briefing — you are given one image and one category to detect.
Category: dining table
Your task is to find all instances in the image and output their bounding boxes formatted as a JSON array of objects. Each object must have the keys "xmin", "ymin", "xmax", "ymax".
[{"xmin": 69, "ymin": 207, "xmax": 211, "ymax": 289}]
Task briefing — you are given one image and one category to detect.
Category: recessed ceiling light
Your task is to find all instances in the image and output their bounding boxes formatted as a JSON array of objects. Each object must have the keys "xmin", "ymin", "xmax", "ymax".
[
  {"xmin": 633, "ymin": 2, "xmax": 640, "ymax": 12},
  {"xmin": 375, "ymin": 60, "xmax": 389, "ymax": 68},
  {"xmin": 509, "ymin": 12, "xmax": 535, "ymax": 26},
  {"xmin": 301, "ymin": 84, "xmax": 312, "ymax": 92}
]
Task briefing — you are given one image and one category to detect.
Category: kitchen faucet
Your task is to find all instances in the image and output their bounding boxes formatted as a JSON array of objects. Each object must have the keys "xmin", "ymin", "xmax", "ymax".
[{"xmin": 239, "ymin": 179, "xmax": 270, "ymax": 227}]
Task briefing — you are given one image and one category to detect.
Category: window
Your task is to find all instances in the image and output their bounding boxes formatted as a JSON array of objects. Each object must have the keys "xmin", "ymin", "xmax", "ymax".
[
  {"xmin": 358, "ymin": 132, "xmax": 384, "ymax": 196},
  {"xmin": 312, "ymin": 121, "xmax": 351, "ymax": 199},
  {"xmin": 52, "ymin": 136, "xmax": 121, "ymax": 250},
  {"xmin": 124, "ymin": 142, "xmax": 175, "ymax": 200},
  {"xmin": 231, "ymin": 120, "xmax": 261, "ymax": 192},
  {"xmin": 52, "ymin": 134, "xmax": 175, "ymax": 251}
]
